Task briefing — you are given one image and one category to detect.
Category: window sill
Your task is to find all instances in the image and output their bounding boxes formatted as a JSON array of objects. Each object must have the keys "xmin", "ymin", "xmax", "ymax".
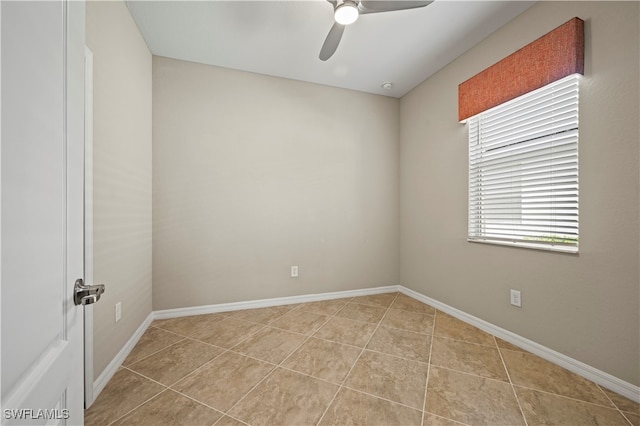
[{"xmin": 468, "ymin": 238, "xmax": 579, "ymax": 254}]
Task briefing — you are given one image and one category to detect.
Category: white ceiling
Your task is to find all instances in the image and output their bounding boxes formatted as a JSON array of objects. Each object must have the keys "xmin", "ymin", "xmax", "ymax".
[{"xmin": 126, "ymin": 0, "xmax": 536, "ymax": 98}]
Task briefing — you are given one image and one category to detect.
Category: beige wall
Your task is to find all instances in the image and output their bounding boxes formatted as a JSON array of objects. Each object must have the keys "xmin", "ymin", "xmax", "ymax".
[
  {"xmin": 400, "ymin": 1, "xmax": 639, "ymax": 386},
  {"xmin": 152, "ymin": 57, "xmax": 400, "ymax": 310},
  {"xmin": 86, "ymin": 0, "xmax": 153, "ymax": 379}
]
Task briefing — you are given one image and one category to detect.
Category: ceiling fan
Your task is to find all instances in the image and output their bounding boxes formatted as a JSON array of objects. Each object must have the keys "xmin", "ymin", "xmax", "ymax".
[{"xmin": 319, "ymin": 0, "xmax": 434, "ymax": 61}]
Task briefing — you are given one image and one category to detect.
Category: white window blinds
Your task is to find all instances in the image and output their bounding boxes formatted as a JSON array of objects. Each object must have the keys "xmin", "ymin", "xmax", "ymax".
[{"xmin": 467, "ymin": 74, "xmax": 579, "ymax": 253}]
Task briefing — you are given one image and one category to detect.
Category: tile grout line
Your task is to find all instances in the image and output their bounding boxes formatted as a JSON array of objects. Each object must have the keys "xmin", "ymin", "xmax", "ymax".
[
  {"xmin": 212, "ymin": 412, "xmax": 251, "ymax": 426},
  {"xmin": 150, "ymin": 313, "xmax": 232, "ymax": 340},
  {"xmin": 203, "ymin": 349, "xmax": 280, "ymax": 421},
  {"xmin": 122, "ymin": 335, "xmax": 187, "ymax": 369},
  {"xmin": 213, "ymin": 303, "xmax": 357, "ymax": 376},
  {"xmin": 263, "ymin": 320, "xmax": 330, "ymax": 339},
  {"xmin": 122, "ymin": 361, "xmax": 181, "ymax": 387},
  {"xmin": 218, "ymin": 302, "xmax": 364, "ymax": 391},
  {"xmin": 190, "ymin": 316, "xmax": 289, "ymax": 356},
  {"xmin": 493, "ymin": 345, "xmax": 633, "ymax": 412},
  {"xmin": 619, "ymin": 411, "xmax": 637, "ymax": 426},
  {"xmin": 426, "ymin": 363, "xmax": 517, "ymax": 386},
  {"xmin": 357, "ymin": 344, "xmax": 432, "ymax": 366},
  {"xmin": 163, "ymin": 346, "xmax": 356, "ymax": 422},
  {"xmin": 336, "ymin": 310, "xmax": 433, "ymax": 326},
  {"xmin": 511, "ymin": 382, "xmax": 639, "ymax": 412},
  {"xmin": 271, "ymin": 308, "xmax": 337, "ymax": 367},
  {"xmin": 207, "ymin": 361, "xmax": 278, "ymax": 421},
  {"xmin": 430, "ymin": 332, "xmax": 630, "ymax": 418},
  {"xmin": 223, "ymin": 313, "xmax": 433, "ymax": 391},
  {"xmin": 112, "ymin": 339, "xmax": 229, "ymax": 425},
  {"xmin": 338, "ymin": 385, "xmax": 424, "ymax": 413},
  {"xmin": 595, "ymin": 383, "xmax": 636, "ymax": 426},
  {"xmin": 166, "ymin": 346, "xmax": 231, "ymax": 390},
  {"xmin": 149, "ymin": 322, "xmax": 209, "ymax": 338},
  {"xmin": 127, "ymin": 335, "xmax": 232, "ymax": 388},
  {"xmin": 166, "ymin": 387, "xmax": 242, "ymax": 425},
  {"xmin": 224, "ymin": 338, "xmax": 434, "ymax": 393},
  {"xmin": 224, "ymin": 302, "xmax": 345, "ymax": 336},
  {"xmin": 148, "ymin": 324, "xmax": 193, "ymax": 339},
  {"xmin": 129, "ymin": 317, "xmax": 294, "ymax": 373},
  {"xmin": 155, "ymin": 388, "xmax": 226, "ymax": 421},
  {"xmin": 154, "ymin": 315, "xmax": 270, "ymax": 356},
  {"xmin": 219, "ymin": 297, "xmax": 357, "ymax": 423},
  {"xmin": 124, "ymin": 336, "xmax": 218, "ymax": 384},
  {"xmin": 421, "ymin": 307, "xmax": 437, "ymax": 426},
  {"xmin": 495, "ymin": 335, "xmax": 529, "ymax": 426},
  {"xmin": 103, "ymin": 371, "xmax": 170, "ymax": 426},
  {"xmin": 270, "ymin": 298, "xmax": 367, "ymax": 414},
  {"xmin": 315, "ymin": 293, "xmax": 401, "ymax": 426},
  {"xmin": 433, "ymin": 333, "xmax": 504, "ymax": 349},
  {"xmin": 307, "ymin": 333, "xmax": 373, "ymax": 350},
  {"xmin": 185, "ymin": 352, "xmax": 434, "ymax": 416},
  {"xmin": 430, "ymin": 359, "xmax": 639, "ymax": 415},
  {"xmin": 276, "ymin": 365, "xmax": 346, "ymax": 388}
]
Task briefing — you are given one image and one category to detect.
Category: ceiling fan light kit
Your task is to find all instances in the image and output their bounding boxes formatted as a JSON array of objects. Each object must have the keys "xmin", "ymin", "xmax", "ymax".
[
  {"xmin": 334, "ymin": 1, "xmax": 359, "ymax": 25},
  {"xmin": 320, "ymin": 0, "xmax": 433, "ymax": 61}
]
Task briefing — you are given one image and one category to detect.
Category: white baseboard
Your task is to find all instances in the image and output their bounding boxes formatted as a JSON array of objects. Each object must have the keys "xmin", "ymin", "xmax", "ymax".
[
  {"xmin": 398, "ymin": 285, "xmax": 640, "ymax": 404},
  {"xmin": 153, "ymin": 285, "xmax": 399, "ymax": 319},
  {"xmin": 93, "ymin": 285, "xmax": 639, "ymax": 406},
  {"xmin": 92, "ymin": 312, "xmax": 154, "ymax": 403}
]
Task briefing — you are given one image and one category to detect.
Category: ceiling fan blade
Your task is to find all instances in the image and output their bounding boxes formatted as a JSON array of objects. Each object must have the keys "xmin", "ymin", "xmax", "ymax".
[
  {"xmin": 358, "ymin": 0, "xmax": 433, "ymax": 14},
  {"xmin": 319, "ymin": 22, "xmax": 345, "ymax": 61}
]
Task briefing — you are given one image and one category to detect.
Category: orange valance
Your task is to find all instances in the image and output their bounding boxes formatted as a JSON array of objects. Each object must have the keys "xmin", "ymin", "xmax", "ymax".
[{"xmin": 458, "ymin": 17, "xmax": 584, "ymax": 122}]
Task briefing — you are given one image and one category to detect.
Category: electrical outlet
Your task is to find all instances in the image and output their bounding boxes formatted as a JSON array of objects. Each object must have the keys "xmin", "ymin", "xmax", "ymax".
[
  {"xmin": 291, "ymin": 266, "xmax": 299, "ymax": 278},
  {"xmin": 510, "ymin": 289, "xmax": 522, "ymax": 307},
  {"xmin": 115, "ymin": 302, "xmax": 122, "ymax": 322}
]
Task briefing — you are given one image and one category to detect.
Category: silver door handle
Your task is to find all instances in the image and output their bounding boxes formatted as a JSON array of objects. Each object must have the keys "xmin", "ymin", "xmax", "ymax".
[{"xmin": 74, "ymin": 278, "xmax": 105, "ymax": 306}]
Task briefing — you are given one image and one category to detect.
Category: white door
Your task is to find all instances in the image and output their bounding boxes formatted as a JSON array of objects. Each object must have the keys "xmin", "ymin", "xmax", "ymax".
[{"xmin": 1, "ymin": 1, "xmax": 87, "ymax": 424}]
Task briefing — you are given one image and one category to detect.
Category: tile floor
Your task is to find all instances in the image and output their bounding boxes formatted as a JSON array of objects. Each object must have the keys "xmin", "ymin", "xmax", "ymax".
[{"xmin": 85, "ymin": 292, "xmax": 639, "ymax": 426}]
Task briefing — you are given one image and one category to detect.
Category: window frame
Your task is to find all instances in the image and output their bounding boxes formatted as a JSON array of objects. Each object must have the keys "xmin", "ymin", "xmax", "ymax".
[{"xmin": 466, "ymin": 74, "xmax": 580, "ymax": 254}]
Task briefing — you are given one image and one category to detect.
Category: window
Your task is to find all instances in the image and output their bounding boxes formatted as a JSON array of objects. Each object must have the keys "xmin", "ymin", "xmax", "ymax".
[{"xmin": 467, "ymin": 74, "xmax": 579, "ymax": 253}]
